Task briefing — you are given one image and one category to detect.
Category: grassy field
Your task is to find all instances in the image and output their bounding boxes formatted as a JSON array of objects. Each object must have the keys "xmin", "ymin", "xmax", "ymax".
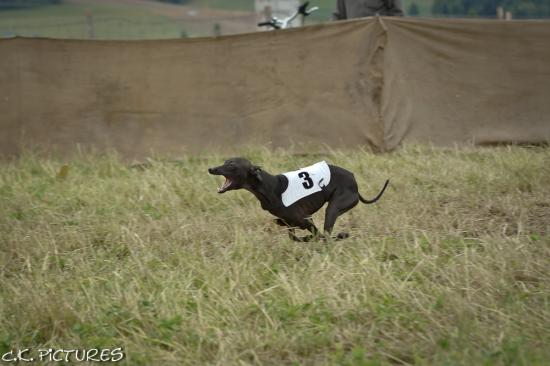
[
  {"xmin": 0, "ymin": 2, "xmax": 191, "ymax": 39},
  {"xmin": 0, "ymin": 145, "xmax": 549, "ymax": 365},
  {"xmin": 191, "ymin": 0, "xmax": 254, "ymax": 11}
]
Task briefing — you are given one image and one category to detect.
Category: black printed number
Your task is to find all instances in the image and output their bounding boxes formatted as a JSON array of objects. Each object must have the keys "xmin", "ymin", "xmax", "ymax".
[{"xmin": 298, "ymin": 172, "xmax": 314, "ymax": 189}]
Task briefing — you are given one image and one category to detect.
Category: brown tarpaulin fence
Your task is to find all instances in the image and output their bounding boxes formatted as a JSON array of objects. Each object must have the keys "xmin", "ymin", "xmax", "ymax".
[{"xmin": 1, "ymin": 17, "xmax": 549, "ymax": 159}]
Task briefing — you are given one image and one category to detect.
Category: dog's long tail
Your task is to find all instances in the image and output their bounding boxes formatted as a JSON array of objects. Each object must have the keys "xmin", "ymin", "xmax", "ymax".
[{"xmin": 359, "ymin": 179, "xmax": 390, "ymax": 204}]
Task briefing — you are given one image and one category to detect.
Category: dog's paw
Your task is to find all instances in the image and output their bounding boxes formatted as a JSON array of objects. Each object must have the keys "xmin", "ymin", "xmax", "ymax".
[{"xmin": 336, "ymin": 232, "xmax": 350, "ymax": 240}]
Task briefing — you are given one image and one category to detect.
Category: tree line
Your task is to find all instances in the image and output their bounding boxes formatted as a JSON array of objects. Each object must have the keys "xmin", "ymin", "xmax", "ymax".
[{"xmin": 428, "ymin": 0, "xmax": 550, "ymax": 18}]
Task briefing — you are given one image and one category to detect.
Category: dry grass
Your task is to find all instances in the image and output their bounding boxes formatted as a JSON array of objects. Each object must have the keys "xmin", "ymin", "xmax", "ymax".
[{"xmin": 1, "ymin": 145, "xmax": 549, "ymax": 365}]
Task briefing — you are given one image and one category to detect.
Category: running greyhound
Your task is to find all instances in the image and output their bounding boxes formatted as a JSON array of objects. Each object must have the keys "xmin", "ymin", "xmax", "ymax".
[{"xmin": 208, "ymin": 158, "xmax": 389, "ymax": 242}]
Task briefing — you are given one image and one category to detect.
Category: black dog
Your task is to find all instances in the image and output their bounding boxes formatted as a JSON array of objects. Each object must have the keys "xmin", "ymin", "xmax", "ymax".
[{"xmin": 208, "ymin": 158, "xmax": 389, "ymax": 241}]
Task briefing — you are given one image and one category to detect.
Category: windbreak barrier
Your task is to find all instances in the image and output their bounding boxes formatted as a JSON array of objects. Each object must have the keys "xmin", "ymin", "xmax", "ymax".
[
  {"xmin": 1, "ymin": 17, "xmax": 549, "ymax": 158},
  {"xmin": 381, "ymin": 18, "xmax": 550, "ymax": 148}
]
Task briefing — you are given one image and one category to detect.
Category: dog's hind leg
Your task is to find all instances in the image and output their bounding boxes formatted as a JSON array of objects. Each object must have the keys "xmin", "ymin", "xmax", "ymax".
[
  {"xmin": 287, "ymin": 228, "xmax": 314, "ymax": 242},
  {"xmin": 287, "ymin": 218, "xmax": 322, "ymax": 242},
  {"xmin": 323, "ymin": 192, "xmax": 359, "ymax": 240},
  {"xmin": 275, "ymin": 218, "xmax": 314, "ymax": 241}
]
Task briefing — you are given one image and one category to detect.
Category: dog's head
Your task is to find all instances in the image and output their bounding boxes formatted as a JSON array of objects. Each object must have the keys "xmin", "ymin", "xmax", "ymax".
[{"xmin": 208, "ymin": 157, "xmax": 263, "ymax": 193}]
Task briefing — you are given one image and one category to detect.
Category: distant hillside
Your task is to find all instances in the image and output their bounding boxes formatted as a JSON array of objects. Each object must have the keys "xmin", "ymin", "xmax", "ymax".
[
  {"xmin": 179, "ymin": 0, "xmax": 254, "ymax": 11},
  {"xmin": 0, "ymin": 0, "xmax": 62, "ymax": 10}
]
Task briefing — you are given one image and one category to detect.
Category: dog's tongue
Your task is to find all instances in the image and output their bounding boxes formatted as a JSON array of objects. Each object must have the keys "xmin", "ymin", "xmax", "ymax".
[{"xmin": 218, "ymin": 177, "xmax": 232, "ymax": 192}]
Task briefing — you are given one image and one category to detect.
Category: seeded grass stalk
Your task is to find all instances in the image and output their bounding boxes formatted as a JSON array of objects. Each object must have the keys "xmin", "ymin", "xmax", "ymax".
[{"xmin": 1, "ymin": 145, "xmax": 549, "ymax": 365}]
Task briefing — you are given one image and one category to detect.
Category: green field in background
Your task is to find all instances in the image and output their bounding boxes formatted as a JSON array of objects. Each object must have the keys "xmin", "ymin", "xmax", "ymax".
[{"xmin": 0, "ymin": 2, "xmax": 188, "ymax": 39}]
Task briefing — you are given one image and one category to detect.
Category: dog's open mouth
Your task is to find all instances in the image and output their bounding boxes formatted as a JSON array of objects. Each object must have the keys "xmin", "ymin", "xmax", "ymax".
[{"xmin": 218, "ymin": 176, "xmax": 233, "ymax": 193}]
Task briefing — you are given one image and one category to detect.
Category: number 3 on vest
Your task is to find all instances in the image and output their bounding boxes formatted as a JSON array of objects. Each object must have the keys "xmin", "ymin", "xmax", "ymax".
[{"xmin": 298, "ymin": 172, "xmax": 314, "ymax": 189}]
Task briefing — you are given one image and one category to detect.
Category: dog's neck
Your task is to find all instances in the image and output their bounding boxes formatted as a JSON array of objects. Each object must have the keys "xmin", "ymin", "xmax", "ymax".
[{"xmin": 245, "ymin": 170, "xmax": 285, "ymax": 209}]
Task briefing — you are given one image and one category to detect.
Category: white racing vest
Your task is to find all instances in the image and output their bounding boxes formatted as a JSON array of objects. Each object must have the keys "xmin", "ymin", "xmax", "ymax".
[{"xmin": 281, "ymin": 161, "xmax": 331, "ymax": 207}]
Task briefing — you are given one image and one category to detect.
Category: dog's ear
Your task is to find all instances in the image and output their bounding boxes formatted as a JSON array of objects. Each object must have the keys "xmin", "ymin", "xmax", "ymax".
[{"xmin": 250, "ymin": 166, "xmax": 263, "ymax": 182}]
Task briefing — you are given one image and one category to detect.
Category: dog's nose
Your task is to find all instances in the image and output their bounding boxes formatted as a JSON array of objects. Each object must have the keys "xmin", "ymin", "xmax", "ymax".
[{"xmin": 208, "ymin": 168, "xmax": 215, "ymax": 174}]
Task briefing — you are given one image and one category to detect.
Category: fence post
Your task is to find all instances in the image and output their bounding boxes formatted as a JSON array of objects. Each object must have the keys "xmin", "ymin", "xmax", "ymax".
[
  {"xmin": 496, "ymin": 6, "xmax": 504, "ymax": 20},
  {"xmin": 213, "ymin": 23, "xmax": 221, "ymax": 37},
  {"xmin": 86, "ymin": 10, "xmax": 95, "ymax": 39},
  {"xmin": 263, "ymin": 6, "xmax": 272, "ymax": 22}
]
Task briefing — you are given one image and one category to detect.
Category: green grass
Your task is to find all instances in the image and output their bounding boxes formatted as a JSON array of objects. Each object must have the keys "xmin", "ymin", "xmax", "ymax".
[
  {"xmin": 1, "ymin": 145, "xmax": 549, "ymax": 365},
  {"xmin": 190, "ymin": 0, "xmax": 254, "ymax": 12},
  {"xmin": 0, "ymin": 2, "xmax": 190, "ymax": 39}
]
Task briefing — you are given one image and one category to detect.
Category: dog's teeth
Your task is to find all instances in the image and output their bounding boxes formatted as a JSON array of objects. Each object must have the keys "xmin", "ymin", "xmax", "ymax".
[
  {"xmin": 216, "ymin": 177, "xmax": 231, "ymax": 193},
  {"xmin": 223, "ymin": 178, "xmax": 231, "ymax": 189}
]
